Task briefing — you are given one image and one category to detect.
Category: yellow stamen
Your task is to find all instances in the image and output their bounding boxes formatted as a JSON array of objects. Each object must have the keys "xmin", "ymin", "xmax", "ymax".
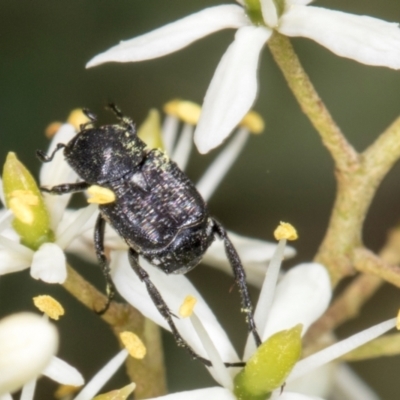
[
  {"xmin": 397, "ymin": 310, "xmax": 400, "ymax": 330},
  {"xmin": 137, "ymin": 109, "xmax": 164, "ymax": 150},
  {"xmin": 45, "ymin": 122, "xmax": 63, "ymax": 138},
  {"xmin": 54, "ymin": 385, "xmax": 81, "ymax": 399},
  {"xmin": 9, "ymin": 190, "xmax": 40, "ymax": 225},
  {"xmin": 33, "ymin": 295, "xmax": 65, "ymax": 320},
  {"xmin": 67, "ymin": 108, "xmax": 91, "ymax": 131},
  {"xmin": 163, "ymin": 99, "xmax": 201, "ymax": 125},
  {"xmin": 87, "ymin": 185, "xmax": 116, "ymax": 204},
  {"xmin": 120, "ymin": 331, "xmax": 147, "ymax": 359},
  {"xmin": 179, "ymin": 295, "xmax": 197, "ymax": 318},
  {"xmin": 239, "ymin": 111, "xmax": 264, "ymax": 134},
  {"xmin": 274, "ymin": 222, "xmax": 298, "ymax": 241},
  {"xmin": 163, "ymin": 99, "xmax": 181, "ymax": 116}
]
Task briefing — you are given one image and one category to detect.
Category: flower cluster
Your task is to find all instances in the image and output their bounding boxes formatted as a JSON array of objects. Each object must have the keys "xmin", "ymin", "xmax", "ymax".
[{"xmin": 87, "ymin": 0, "xmax": 400, "ymax": 153}]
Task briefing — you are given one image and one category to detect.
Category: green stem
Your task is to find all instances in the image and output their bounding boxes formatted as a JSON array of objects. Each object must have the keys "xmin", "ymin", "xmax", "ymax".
[
  {"xmin": 268, "ymin": 32, "xmax": 400, "ymax": 284},
  {"xmin": 267, "ymin": 32, "xmax": 359, "ymax": 172}
]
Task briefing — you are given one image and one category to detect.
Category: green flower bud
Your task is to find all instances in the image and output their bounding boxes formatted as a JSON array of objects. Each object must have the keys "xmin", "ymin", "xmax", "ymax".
[
  {"xmin": 137, "ymin": 109, "xmax": 164, "ymax": 150},
  {"xmin": 2, "ymin": 152, "xmax": 54, "ymax": 250},
  {"xmin": 234, "ymin": 324, "xmax": 303, "ymax": 400}
]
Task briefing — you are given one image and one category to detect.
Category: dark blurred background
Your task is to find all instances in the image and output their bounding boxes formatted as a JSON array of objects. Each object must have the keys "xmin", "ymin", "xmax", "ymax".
[{"xmin": 1, "ymin": 1, "xmax": 400, "ymax": 398}]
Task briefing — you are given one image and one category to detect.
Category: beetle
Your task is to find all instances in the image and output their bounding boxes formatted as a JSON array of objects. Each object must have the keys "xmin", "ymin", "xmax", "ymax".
[{"xmin": 37, "ymin": 104, "xmax": 261, "ymax": 365}]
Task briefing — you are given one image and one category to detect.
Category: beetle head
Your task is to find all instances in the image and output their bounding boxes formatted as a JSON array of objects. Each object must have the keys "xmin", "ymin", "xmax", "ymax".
[{"xmin": 64, "ymin": 124, "xmax": 146, "ymax": 184}]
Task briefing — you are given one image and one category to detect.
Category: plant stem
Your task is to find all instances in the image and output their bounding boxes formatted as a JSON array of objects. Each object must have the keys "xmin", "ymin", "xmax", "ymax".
[
  {"xmin": 268, "ymin": 32, "xmax": 400, "ymax": 284},
  {"xmin": 63, "ymin": 264, "xmax": 167, "ymax": 398}
]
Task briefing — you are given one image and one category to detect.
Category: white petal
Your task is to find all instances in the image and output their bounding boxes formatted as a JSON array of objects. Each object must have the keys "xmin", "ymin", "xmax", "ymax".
[
  {"xmin": 196, "ymin": 128, "xmax": 249, "ymax": 202},
  {"xmin": 194, "ymin": 26, "xmax": 272, "ymax": 154},
  {"xmin": 40, "ymin": 124, "xmax": 79, "ymax": 229},
  {"xmin": 110, "ymin": 251, "xmax": 239, "ymax": 364},
  {"xmin": 286, "ymin": 0, "xmax": 313, "ymax": 5},
  {"xmin": 0, "ymin": 249, "xmax": 31, "ymax": 275},
  {"xmin": 43, "ymin": 356, "xmax": 84, "ymax": 386},
  {"xmin": 262, "ymin": 263, "xmax": 331, "ymax": 341},
  {"xmin": 56, "ymin": 204, "xmax": 98, "ymax": 250},
  {"xmin": 146, "ymin": 387, "xmax": 235, "ymax": 400},
  {"xmin": 86, "ymin": 5, "xmax": 249, "ymax": 67},
  {"xmin": 73, "ymin": 349, "xmax": 128, "ymax": 400},
  {"xmin": 332, "ymin": 364, "xmax": 379, "ymax": 400},
  {"xmin": 30, "ymin": 243, "xmax": 67, "ymax": 284},
  {"xmin": 271, "ymin": 392, "xmax": 324, "ymax": 400},
  {"xmin": 279, "ymin": 5, "xmax": 400, "ymax": 69},
  {"xmin": 0, "ymin": 210, "xmax": 13, "ymax": 234},
  {"xmin": 0, "ymin": 394, "xmax": 13, "ymax": 400},
  {"xmin": 260, "ymin": 0, "xmax": 278, "ymax": 27},
  {"xmin": 202, "ymin": 231, "xmax": 295, "ymax": 287},
  {"xmin": 0, "ymin": 313, "xmax": 58, "ymax": 396},
  {"xmin": 286, "ymin": 362, "xmax": 335, "ymax": 398}
]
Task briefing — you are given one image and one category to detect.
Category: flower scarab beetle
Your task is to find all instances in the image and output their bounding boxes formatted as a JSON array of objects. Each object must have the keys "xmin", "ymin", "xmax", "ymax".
[{"xmin": 37, "ymin": 104, "xmax": 261, "ymax": 365}]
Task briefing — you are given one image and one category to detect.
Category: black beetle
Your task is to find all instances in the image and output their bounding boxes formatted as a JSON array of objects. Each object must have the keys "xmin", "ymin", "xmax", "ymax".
[{"xmin": 37, "ymin": 105, "xmax": 261, "ymax": 365}]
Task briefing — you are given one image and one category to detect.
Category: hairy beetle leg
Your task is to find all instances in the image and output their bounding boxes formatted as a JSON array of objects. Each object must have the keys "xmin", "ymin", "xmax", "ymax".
[
  {"xmin": 213, "ymin": 219, "xmax": 262, "ymax": 348},
  {"xmin": 40, "ymin": 181, "xmax": 90, "ymax": 195},
  {"xmin": 94, "ymin": 213, "xmax": 116, "ymax": 315}
]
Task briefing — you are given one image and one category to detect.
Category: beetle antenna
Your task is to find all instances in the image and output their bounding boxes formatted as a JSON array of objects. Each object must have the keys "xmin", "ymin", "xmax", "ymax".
[
  {"xmin": 107, "ymin": 103, "xmax": 136, "ymax": 133},
  {"xmin": 36, "ymin": 143, "xmax": 66, "ymax": 163}
]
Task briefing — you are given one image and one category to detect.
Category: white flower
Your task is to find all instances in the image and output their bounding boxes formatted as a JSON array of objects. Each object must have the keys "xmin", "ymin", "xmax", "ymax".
[
  {"xmin": 0, "ymin": 123, "xmax": 98, "ymax": 284},
  {"xmin": 106, "ymin": 239, "xmax": 394, "ymax": 400},
  {"xmin": 86, "ymin": 1, "xmax": 400, "ymax": 153},
  {"xmin": 0, "ymin": 312, "xmax": 83, "ymax": 400}
]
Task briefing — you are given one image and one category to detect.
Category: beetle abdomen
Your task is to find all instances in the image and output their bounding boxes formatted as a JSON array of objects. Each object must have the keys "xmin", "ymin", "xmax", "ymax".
[{"xmin": 100, "ymin": 149, "xmax": 209, "ymax": 254}]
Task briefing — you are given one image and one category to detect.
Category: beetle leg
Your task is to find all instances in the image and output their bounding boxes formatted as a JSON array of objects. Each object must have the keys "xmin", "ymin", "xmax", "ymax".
[
  {"xmin": 127, "ymin": 248, "xmax": 215, "ymax": 367},
  {"xmin": 36, "ymin": 143, "xmax": 66, "ymax": 163},
  {"xmin": 212, "ymin": 219, "xmax": 262, "ymax": 348},
  {"xmin": 40, "ymin": 181, "xmax": 90, "ymax": 195},
  {"xmin": 94, "ymin": 213, "xmax": 116, "ymax": 314}
]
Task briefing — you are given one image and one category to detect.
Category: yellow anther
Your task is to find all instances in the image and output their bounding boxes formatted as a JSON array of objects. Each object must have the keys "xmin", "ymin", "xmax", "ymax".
[
  {"xmin": 163, "ymin": 99, "xmax": 181, "ymax": 116},
  {"xmin": 45, "ymin": 122, "xmax": 63, "ymax": 139},
  {"xmin": 239, "ymin": 110, "xmax": 264, "ymax": 134},
  {"xmin": 163, "ymin": 99, "xmax": 202, "ymax": 125},
  {"xmin": 54, "ymin": 385, "xmax": 81, "ymax": 399},
  {"xmin": 33, "ymin": 295, "xmax": 65, "ymax": 320},
  {"xmin": 274, "ymin": 222, "xmax": 298, "ymax": 241},
  {"xmin": 92, "ymin": 383, "xmax": 136, "ymax": 400},
  {"xmin": 120, "ymin": 332, "xmax": 147, "ymax": 359},
  {"xmin": 67, "ymin": 108, "xmax": 91, "ymax": 131},
  {"xmin": 87, "ymin": 185, "xmax": 116, "ymax": 204},
  {"xmin": 137, "ymin": 109, "xmax": 164, "ymax": 150},
  {"xmin": 397, "ymin": 310, "xmax": 400, "ymax": 330},
  {"xmin": 179, "ymin": 295, "xmax": 197, "ymax": 318},
  {"xmin": 10, "ymin": 190, "xmax": 39, "ymax": 206},
  {"xmin": 9, "ymin": 190, "xmax": 40, "ymax": 225}
]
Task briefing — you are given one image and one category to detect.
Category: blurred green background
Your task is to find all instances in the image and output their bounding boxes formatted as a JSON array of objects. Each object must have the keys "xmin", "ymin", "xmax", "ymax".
[{"xmin": 1, "ymin": 0, "xmax": 400, "ymax": 398}]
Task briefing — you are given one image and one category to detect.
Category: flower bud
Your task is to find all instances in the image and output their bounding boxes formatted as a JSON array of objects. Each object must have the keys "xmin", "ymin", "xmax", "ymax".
[
  {"xmin": 2, "ymin": 152, "xmax": 54, "ymax": 250},
  {"xmin": 234, "ymin": 325, "xmax": 302, "ymax": 399}
]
